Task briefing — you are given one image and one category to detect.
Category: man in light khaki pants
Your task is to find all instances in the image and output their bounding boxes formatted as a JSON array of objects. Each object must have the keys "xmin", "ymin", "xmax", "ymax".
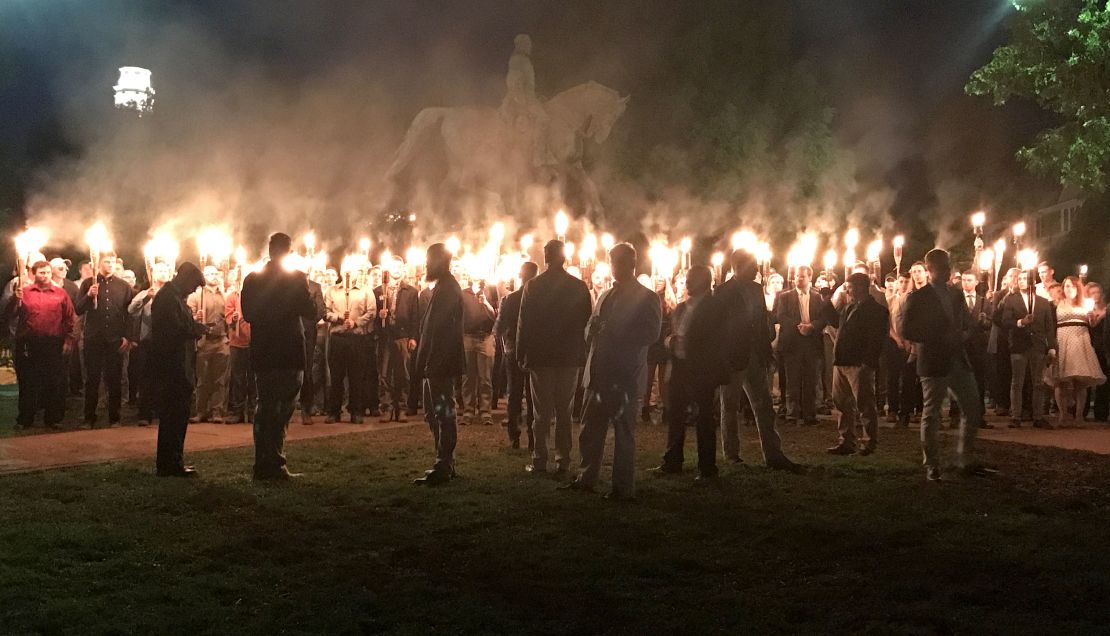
[
  {"xmin": 827, "ymin": 273, "xmax": 889, "ymax": 455},
  {"xmin": 516, "ymin": 240, "xmax": 592, "ymax": 475}
]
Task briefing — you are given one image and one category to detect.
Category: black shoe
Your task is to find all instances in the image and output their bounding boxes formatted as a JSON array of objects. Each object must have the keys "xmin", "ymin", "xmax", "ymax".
[
  {"xmin": 650, "ymin": 464, "xmax": 683, "ymax": 476},
  {"xmin": 253, "ymin": 468, "xmax": 302, "ymax": 481},
  {"xmin": 510, "ymin": 437, "xmax": 521, "ymax": 449},
  {"xmin": 980, "ymin": 421, "xmax": 994, "ymax": 429},
  {"xmin": 324, "ymin": 415, "xmax": 338, "ymax": 424},
  {"xmin": 405, "ymin": 408, "xmax": 419, "ymax": 417},
  {"xmin": 84, "ymin": 418, "xmax": 97, "ymax": 429},
  {"xmin": 856, "ymin": 443, "xmax": 876, "ymax": 456},
  {"xmin": 926, "ymin": 466, "xmax": 942, "ymax": 482},
  {"xmin": 1033, "ymin": 419, "xmax": 1054, "ymax": 429},
  {"xmin": 995, "ymin": 408, "xmax": 1010, "ymax": 417},
  {"xmin": 138, "ymin": 420, "xmax": 151, "ymax": 427},
  {"xmin": 351, "ymin": 415, "xmax": 364, "ymax": 424},
  {"xmin": 557, "ymin": 480, "xmax": 595, "ymax": 493},
  {"xmin": 524, "ymin": 464, "xmax": 547, "ymax": 475},
  {"xmin": 1008, "ymin": 419, "xmax": 1022, "ymax": 429},
  {"xmin": 368, "ymin": 408, "xmax": 382, "ymax": 418},
  {"xmin": 726, "ymin": 455, "xmax": 743, "ymax": 464},
  {"xmin": 897, "ymin": 416, "xmax": 910, "ymax": 428},
  {"xmin": 802, "ymin": 419, "xmax": 818, "ymax": 427},
  {"xmin": 826, "ymin": 443, "xmax": 856, "ymax": 456},
  {"xmin": 224, "ymin": 416, "xmax": 243, "ymax": 424},
  {"xmin": 413, "ymin": 469, "xmax": 451, "ymax": 486},
  {"xmin": 694, "ymin": 473, "xmax": 720, "ymax": 485}
]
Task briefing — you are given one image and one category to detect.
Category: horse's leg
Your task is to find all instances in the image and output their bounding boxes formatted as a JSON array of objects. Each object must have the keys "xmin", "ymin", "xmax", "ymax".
[{"xmin": 569, "ymin": 161, "xmax": 605, "ymax": 216}]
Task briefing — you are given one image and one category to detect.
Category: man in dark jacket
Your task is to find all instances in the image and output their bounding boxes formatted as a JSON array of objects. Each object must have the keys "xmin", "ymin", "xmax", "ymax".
[
  {"xmin": 901, "ymin": 248, "xmax": 987, "ymax": 481},
  {"xmin": 516, "ymin": 240, "xmax": 592, "ymax": 475},
  {"xmin": 375, "ymin": 264, "xmax": 420, "ymax": 422},
  {"xmin": 494, "ymin": 261, "xmax": 538, "ymax": 449},
  {"xmin": 241, "ymin": 233, "xmax": 318, "ymax": 480},
  {"xmin": 653, "ymin": 266, "xmax": 729, "ymax": 480},
  {"xmin": 151, "ymin": 262, "xmax": 206, "ymax": 477},
  {"xmin": 413, "ymin": 243, "xmax": 466, "ymax": 485},
  {"xmin": 716, "ymin": 250, "xmax": 799, "ymax": 471},
  {"xmin": 772, "ymin": 265, "xmax": 827, "ymax": 425},
  {"xmin": 75, "ymin": 253, "xmax": 134, "ymax": 427},
  {"xmin": 827, "ymin": 273, "xmax": 890, "ymax": 455},
  {"xmin": 1000, "ymin": 270, "xmax": 1057, "ymax": 429}
]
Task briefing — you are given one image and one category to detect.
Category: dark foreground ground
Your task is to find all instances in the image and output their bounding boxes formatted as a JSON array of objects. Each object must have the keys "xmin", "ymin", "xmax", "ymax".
[{"xmin": 1, "ymin": 421, "xmax": 1109, "ymax": 634}]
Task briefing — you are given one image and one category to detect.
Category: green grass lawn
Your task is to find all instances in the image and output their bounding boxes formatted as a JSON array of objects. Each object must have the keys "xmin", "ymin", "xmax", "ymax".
[{"xmin": 1, "ymin": 422, "xmax": 1109, "ymax": 634}]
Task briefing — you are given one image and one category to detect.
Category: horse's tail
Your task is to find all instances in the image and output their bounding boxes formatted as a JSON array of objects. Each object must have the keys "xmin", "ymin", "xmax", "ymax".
[{"xmin": 386, "ymin": 108, "xmax": 447, "ymax": 181}]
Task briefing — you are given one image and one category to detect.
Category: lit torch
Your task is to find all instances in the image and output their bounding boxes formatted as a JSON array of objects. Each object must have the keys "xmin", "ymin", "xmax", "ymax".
[
  {"xmin": 143, "ymin": 232, "xmax": 179, "ymax": 288},
  {"xmin": 866, "ymin": 238, "xmax": 882, "ymax": 282},
  {"xmin": 711, "ymin": 251, "xmax": 725, "ymax": 285},
  {"xmin": 85, "ymin": 222, "xmax": 113, "ymax": 309},
  {"xmin": 892, "ymin": 235, "xmax": 905, "ymax": 275},
  {"xmin": 971, "ymin": 211, "xmax": 986, "ymax": 273},
  {"xmin": 823, "ymin": 248, "xmax": 838, "ymax": 282},
  {"xmin": 554, "ymin": 209, "xmax": 569, "ymax": 243},
  {"xmin": 13, "ymin": 227, "xmax": 48, "ymax": 289}
]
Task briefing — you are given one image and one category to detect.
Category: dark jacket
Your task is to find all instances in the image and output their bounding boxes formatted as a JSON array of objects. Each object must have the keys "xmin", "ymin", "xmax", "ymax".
[
  {"xmin": 415, "ymin": 274, "xmax": 466, "ymax": 379},
  {"xmin": 901, "ymin": 281, "xmax": 973, "ymax": 378},
  {"xmin": 667, "ymin": 294, "xmax": 730, "ymax": 390},
  {"xmin": 462, "ymin": 287, "xmax": 496, "ymax": 335},
  {"xmin": 772, "ymin": 287, "xmax": 828, "ymax": 354},
  {"xmin": 958, "ymin": 290, "xmax": 993, "ymax": 354},
  {"xmin": 151, "ymin": 263, "xmax": 206, "ymax": 392},
  {"xmin": 714, "ymin": 277, "xmax": 773, "ymax": 372},
  {"xmin": 516, "ymin": 267, "xmax": 592, "ymax": 368},
  {"xmin": 1000, "ymin": 290, "xmax": 1057, "ymax": 355},
  {"xmin": 374, "ymin": 282, "xmax": 420, "ymax": 340},
  {"xmin": 241, "ymin": 261, "xmax": 317, "ymax": 372},
  {"xmin": 494, "ymin": 287, "xmax": 525, "ymax": 355},
  {"xmin": 75, "ymin": 275, "xmax": 134, "ymax": 343},
  {"xmin": 830, "ymin": 296, "xmax": 889, "ymax": 368},
  {"xmin": 301, "ymin": 279, "xmax": 327, "ymax": 337}
]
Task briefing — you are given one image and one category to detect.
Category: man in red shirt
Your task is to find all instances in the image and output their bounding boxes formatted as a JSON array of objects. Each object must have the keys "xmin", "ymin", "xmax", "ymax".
[{"xmin": 6, "ymin": 261, "xmax": 76, "ymax": 429}]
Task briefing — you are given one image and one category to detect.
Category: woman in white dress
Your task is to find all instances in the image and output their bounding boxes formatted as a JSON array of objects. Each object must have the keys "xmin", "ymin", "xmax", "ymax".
[{"xmin": 1048, "ymin": 276, "xmax": 1107, "ymax": 427}]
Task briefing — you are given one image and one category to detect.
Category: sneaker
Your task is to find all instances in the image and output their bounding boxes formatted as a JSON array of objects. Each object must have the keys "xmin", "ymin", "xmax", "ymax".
[{"xmin": 926, "ymin": 466, "xmax": 942, "ymax": 482}]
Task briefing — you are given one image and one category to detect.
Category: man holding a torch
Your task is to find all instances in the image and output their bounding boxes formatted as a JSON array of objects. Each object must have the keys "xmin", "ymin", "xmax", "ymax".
[
  {"xmin": 75, "ymin": 253, "xmax": 134, "ymax": 428},
  {"xmin": 3, "ymin": 261, "xmax": 76, "ymax": 430}
]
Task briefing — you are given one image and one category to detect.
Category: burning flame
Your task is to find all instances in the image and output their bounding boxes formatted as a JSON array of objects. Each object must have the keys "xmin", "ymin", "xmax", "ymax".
[
  {"xmin": 823, "ymin": 249, "xmax": 838, "ymax": 272},
  {"xmin": 85, "ymin": 222, "xmax": 113, "ymax": 256},
  {"xmin": 445, "ymin": 235, "xmax": 461, "ymax": 257},
  {"xmin": 14, "ymin": 227, "xmax": 49, "ymax": 258},
  {"xmin": 519, "ymin": 233, "xmax": 534, "ymax": 253},
  {"xmin": 1017, "ymin": 248, "xmax": 1038, "ymax": 271},
  {"xmin": 710, "ymin": 251, "xmax": 725, "ymax": 268},
  {"xmin": 971, "ymin": 211, "xmax": 986, "ymax": 228},
  {"xmin": 1012, "ymin": 221, "xmax": 1026, "ymax": 238},
  {"xmin": 196, "ymin": 227, "xmax": 232, "ymax": 264},
  {"xmin": 866, "ymin": 239, "xmax": 883, "ymax": 263},
  {"xmin": 978, "ymin": 248, "xmax": 995, "ymax": 272},
  {"xmin": 731, "ymin": 230, "xmax": 756, "ymax": 252},
  {"xmin": 143, "ymin": 232, "xmax": 179, "ymax": 267},
  {"xmin": 601, "ymin": 232, "xmax": 615, "ymax": 251},
  {"xmin": 554, "ymin": 209, "xmax": 569, "ymax": 238},
  {"xmin": 892, "ymin": 235, "xmax": 905, "ymax": 250},
  {"xmin": 844, "ymin": 228, "xmax": 860, "ymax": 249}
]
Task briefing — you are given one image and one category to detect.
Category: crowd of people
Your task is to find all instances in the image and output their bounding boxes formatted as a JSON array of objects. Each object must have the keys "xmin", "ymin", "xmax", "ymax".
[{"xmin": 4, "ymin": 230, "xmax": 1107, "ymax": 494}]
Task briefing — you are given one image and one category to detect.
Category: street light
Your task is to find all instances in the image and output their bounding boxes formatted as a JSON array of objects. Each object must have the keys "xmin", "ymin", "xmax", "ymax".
[{"xmin": 113, "ymin": 67, "xmax": 155, "ymax": 115}]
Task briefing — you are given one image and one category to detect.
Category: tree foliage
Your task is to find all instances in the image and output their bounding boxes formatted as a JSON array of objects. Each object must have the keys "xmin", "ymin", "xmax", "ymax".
[{"xmin": 967, "ymin": 0, "xmax": 1110, "ymax": 192}]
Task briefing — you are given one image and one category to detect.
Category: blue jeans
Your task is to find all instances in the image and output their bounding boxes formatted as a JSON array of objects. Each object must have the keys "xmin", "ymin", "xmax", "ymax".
[{"xmin": 253, "ymin": 368, "xmax": 304, "ymax": 476}]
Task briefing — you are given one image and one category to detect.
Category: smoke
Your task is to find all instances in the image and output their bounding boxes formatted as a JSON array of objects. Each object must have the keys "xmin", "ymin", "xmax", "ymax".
[{"xmin": 6, "ymin": 0, "xmax": 1043, "ymax": 270}]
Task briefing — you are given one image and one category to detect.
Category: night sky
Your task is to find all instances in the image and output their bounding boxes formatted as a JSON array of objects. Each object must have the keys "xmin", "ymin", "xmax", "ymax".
[{"xmin": 0, "ymin": 0, "xmax": 1055, "ymax": 247}]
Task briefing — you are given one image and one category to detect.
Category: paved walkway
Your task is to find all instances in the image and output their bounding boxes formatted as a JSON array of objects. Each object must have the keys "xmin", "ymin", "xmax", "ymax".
[
  {"xmin": 0, "ymin": 419, "xmax": 416, "ymax": 474},
  {"xmin": 1, "ymin": 415, "xmax": 1108, "ymax": 475}
]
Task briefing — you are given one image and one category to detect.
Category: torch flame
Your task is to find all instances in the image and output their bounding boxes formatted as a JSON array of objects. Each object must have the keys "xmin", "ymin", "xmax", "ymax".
[
  {"xmin": 14, "ymin": 227, "xmax": 49, "ymax": 257},
  {"xmin": 823, "ymin": 249, "xmax": 838, "ymax": 272},
  {"xmin": 893, "ymin": 235, "xmax": 905, "ymax": 249},
  {"xmin": 358, "ymin": 237, "xmax": 371, "ymax": 253},
  {"xmin": 406, "ymin": 246, "xmax": 425, "ymax": 266},
  {"xmin": 710, "ymin": 251, "xmax": 725, "ymax": 268},
  {"xmin": 844, "ymin": 228, "xmax": 860, "ymax": 249},
  {"xmin": 554, "ymin": 209, "xmax": 569, "ymax": 238},
  {"xmin": 196, "ymin": 227, "xmax": 232, "ymax": 264},
  {"xmin": 143, "ymin": 232, "xmax": 179, "ymax": 266},
  {"xmin": 1012, "ymin": 221, "xmax": 1026, "ymax": 238},
  {"xmin": 600, "ymin": 232, "xmax": 615, "ymax": 251},
  {"xmin": 679, "ymin": 237, "xmax": 693, "ymax": 253},
  {"xmin": 303, "ymin": 231, "xmax": 316, "ymax": 252},
  {"xmin": 971, "ymin": 211, "xmax": 986, "ymax": 228},
  {"xmin": 866, "ymin": 239, "xmax": 882, "ymax": 263},
  {"xmin": 519, "ymin": 233, "xmax": 534, "ymax": 253},
  {"xmin": 978, "ymin": 248, "xmax": 994, "ymax": 272},
  {"xmin": 85, "ymin": 222, "xmax": 113, "ymax": 255},
  {"xmin": 731, "ymin": 230, "xmax": 757, "ymax": 252},
  {"xmin": 489, "ymin": 221, "xmax": 505, "ymax": 244},
  {"xmin": 1017, "ymin": 248, "xmax": 1038, "ymax": 271},
  {"xmin": 445, "ymin": 235, "xmax": 461, "ymax": 257}
]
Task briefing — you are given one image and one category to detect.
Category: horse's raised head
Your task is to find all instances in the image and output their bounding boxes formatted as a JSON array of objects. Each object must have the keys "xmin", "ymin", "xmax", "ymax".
[{"xmin": 587, "ymin": 91, "xmax": 630, "ymax": 143}]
